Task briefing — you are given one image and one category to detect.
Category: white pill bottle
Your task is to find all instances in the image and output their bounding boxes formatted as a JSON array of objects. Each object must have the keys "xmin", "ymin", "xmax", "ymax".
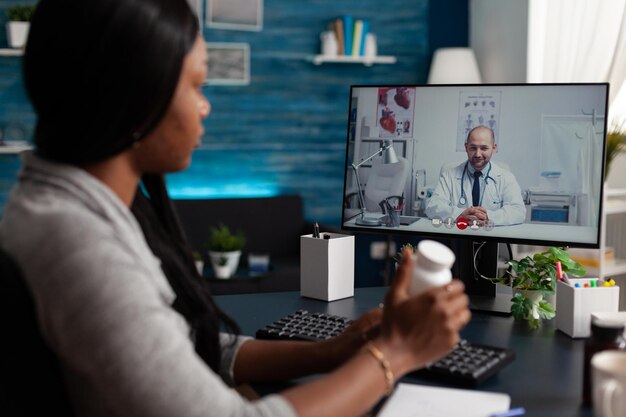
[{"xmin": 409, "ymin": 240, "xmax": 456, "ymax": 296}]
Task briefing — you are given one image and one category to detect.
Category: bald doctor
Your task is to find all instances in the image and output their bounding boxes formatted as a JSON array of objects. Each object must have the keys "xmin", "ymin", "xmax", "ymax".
[{"xmin": 425, "ymin": 126, "xmax": 526, "ymax": 226}]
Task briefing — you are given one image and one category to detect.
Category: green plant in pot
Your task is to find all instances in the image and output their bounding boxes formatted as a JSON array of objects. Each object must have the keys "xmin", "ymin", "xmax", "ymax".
[
  {"xmin": 605, "ymin": 128, "xmax": 626, "ymax": 180},
  {"xmin": 486, "ymin": 247, "xmax": 586, "ymax": 329},
  {"xmin": 5, "ymin": 4, "xmax": 36, "ymax": 49},
  {"xmin": 205, "ymin": 224, "xmax": 246, "ymax": 279},
  {"xmin": 191, "ymin": 250, "xmax": 204, "ymax": 275}
]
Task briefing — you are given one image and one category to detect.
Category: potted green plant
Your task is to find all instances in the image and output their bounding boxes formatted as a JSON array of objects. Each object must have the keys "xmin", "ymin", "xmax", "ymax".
[
  {"xmin": 191, "ymin": 250, "xmax": 204, "ymax": 276},
  {"xmin": 605, "ymin": 128, "xmax": 626, "ymax": 180},
  {"xmin": 486, "ymin": 247, "xmax": 586, "ymax": 329},
  {"xmin": 205, "ymin": 224, "xmax": 246, "ymax": 279},
  {"xmin": 5, "ymin": 4, "xmax": 36, "ymax": 49}
]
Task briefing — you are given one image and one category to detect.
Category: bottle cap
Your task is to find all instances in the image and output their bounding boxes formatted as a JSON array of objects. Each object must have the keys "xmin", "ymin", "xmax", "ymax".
[
  {"xmin": 591, "ymin": 318, "xmax": 625, "ymax": 341},
  {"xmin": 415, "ymin": 240, "xmax": 456, "ymax": 272}
]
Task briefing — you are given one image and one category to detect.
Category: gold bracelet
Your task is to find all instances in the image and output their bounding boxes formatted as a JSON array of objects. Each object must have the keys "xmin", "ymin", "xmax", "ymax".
[{"xmin": 364, "ymin": 342, "xmax": 395, "ymax": 396}]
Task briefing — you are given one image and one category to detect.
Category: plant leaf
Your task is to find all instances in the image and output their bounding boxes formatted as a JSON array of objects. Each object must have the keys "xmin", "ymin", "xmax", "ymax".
[
  {"xmin": 527, "ymin": 317, "xmax": 541, "ymax": 329},
  {"xmin": 537, "ymin": 300, "xmax": 556, "ymax": 320}
]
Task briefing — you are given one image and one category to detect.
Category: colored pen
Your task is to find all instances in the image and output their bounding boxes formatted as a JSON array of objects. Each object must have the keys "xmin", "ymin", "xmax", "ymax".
[
  {"xmin": 489, "ymin": 407, "xmax": 526, "ymax": 417},
  {"xmin": 562, "ymin": 273, "xmax": 571, "ymax": 285},
  {"xmin": 556, "ymin": 261, "xmax": 563, "ymax": 280}
]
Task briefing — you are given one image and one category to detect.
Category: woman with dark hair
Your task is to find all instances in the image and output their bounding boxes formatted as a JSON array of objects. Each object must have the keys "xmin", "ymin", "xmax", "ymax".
[{"xmin": 0, "ymin": 1, "xmax": 470, "ymax": 416}]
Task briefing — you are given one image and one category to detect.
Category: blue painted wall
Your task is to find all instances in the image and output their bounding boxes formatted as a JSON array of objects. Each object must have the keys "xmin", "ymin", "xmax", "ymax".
[
  {"xmin": 172, "ymin": 0, "xmax": 430, "ymax": 225},
  {"xmin": 0, "ymin": 0, "xmax": 470, "ymax": 286},
  {"xmin": 0, "ymin": 0, "xmax": 430, "ymax": 225}
]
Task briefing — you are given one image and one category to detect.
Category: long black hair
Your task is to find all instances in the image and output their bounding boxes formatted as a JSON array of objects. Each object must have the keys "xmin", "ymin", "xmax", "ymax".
[
  {"xmin": 23, "ymin": 0, "xmax": 239, "ymax": 373},
  {"xmin": 132, "ymin": 175, "xmax": 240, "ymax": 373}
]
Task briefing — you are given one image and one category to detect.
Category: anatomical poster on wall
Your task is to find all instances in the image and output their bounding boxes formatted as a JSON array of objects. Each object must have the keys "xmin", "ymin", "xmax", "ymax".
[
  {"xmin": 376, "ymin": 87, "xmax": 416, "ymax": 139},
  {"xmin": 456, "ymin": 90, "xmax": 501, "ymax": 151}
]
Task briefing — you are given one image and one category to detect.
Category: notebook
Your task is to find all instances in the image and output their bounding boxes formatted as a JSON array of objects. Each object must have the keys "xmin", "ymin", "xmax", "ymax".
[{"xmin": 378, "ymin": 383, "xmax": 511, "ymax": 417}]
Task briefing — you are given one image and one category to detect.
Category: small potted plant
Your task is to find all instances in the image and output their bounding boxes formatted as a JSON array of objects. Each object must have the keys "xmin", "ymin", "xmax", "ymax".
[
  {"xmin": 191, "ymin": 250, "xmax": 204, "ymax": 276},
  {"xmin": 486, "ymin": 247, "xmax": 586, "ymax": 329},
  {"xmin": 605, "ymin": 127, "xmax": 626, "ymax": 180},
  {"xmin": 5, "ymin": 4, "xmax": 36, "ymax": 49},
  {"xmin": 205, "ymin": 223, "xmax": 246, "ymax": 279}
]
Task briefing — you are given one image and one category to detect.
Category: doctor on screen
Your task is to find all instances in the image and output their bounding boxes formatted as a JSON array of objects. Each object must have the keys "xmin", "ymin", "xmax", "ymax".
[{"xmin": 425, "ymin": 126, "xmax": 526, "ymax": 226}]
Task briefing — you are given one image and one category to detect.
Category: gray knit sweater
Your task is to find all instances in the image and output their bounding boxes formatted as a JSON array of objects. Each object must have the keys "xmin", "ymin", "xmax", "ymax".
[{"xmin": 0, "ymin": 152, "xmax": 296, "ymax": 417}]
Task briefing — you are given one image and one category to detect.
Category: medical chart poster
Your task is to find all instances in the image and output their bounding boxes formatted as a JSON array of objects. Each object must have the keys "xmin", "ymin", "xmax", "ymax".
[
  {"xmin": 376, "ymin": 87, "xmax": 416, "ymax": 139},
  {"xmin": 456, "ymin": 91, "xmax": 501, "ymax": 151}
]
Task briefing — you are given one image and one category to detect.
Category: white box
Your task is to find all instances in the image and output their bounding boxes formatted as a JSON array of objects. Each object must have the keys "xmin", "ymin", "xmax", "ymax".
[
  {"xmin": 555, "ymin": 278, "xmax": 620, "ymax": 338},
  {"xmin": 300, "ymin": 233, "xmax": 354, "ymax": 301}
]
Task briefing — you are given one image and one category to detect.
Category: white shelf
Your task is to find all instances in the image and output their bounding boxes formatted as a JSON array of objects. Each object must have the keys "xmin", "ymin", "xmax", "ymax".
[
  {"xmin": 605, "ymin": 200, "xmax": 626, "ymax": 215},
  {"xmin": 309, "ymin": 55, "xmax": 396, "ymax": 66},
  {"xmin": 604, "ymin": 188, "xmax": 626, "ymax": 215},
  {"xmin": 0, "ymin": 48, "xmax": 24, "ymax": 56},
  {"xmin": 0, "ymin": 144, "xmax": 31, "ymax": 154},
  {"xmin": 605, "ymin": 187, "xmax": 626, "ymax": 198}
]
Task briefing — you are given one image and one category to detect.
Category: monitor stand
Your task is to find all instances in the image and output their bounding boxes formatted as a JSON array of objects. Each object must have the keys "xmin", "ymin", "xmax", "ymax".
[
  {"xmin": 468, "ymin": 293, "xmax": 513, "ymax": 316},
  {"xmin": 456, "ymin": 240, "xmax": 512, "ymax": 316}
]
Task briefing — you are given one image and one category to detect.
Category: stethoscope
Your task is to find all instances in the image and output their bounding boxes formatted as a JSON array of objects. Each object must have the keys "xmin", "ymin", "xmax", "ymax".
[{"xmin": 459, "ymin": 161, "xmax": 495, "ymax": 206}]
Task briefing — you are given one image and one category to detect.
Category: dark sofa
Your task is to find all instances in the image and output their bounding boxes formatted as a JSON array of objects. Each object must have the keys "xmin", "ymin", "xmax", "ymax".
[{"xmin": 173, "ymin": 195, "xmax": 309, "ymax": 295}]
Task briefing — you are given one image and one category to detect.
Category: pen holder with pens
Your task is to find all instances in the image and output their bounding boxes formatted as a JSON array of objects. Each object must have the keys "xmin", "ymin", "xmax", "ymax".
[
  {"xmin": 381, "ymin": 195, "xmax": 404, "ymax": 228},
  {"xmin": 555, "ymin": 278, "xmax": 620, "ymax": 338},
  {"xmin": 388, "ymin": 209, "xmax": 401, "ymax": 227},
  {"xmin": 300, "ymin": 233, "xmax": 354, "ymax": 301}
]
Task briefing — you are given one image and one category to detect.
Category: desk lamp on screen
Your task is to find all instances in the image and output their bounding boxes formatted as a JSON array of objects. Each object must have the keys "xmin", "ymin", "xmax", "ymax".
[
  {"xmin": 340, "ymin": 83, "xmax": 609, "ymax": 314},
  {"xmin": 351, "ymin": 139, "xmax": 398, "ymax": 226}
]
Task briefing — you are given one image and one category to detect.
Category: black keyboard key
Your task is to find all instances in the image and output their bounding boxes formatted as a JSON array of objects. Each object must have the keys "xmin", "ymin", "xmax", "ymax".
[{"xmin": 413, "ymin": 341, "xmax": 515, "ymax": 386}]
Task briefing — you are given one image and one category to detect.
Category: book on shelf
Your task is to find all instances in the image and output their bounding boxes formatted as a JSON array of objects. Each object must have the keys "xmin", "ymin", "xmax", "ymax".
[
  {"xmin": 326, "ymin": 16, "xmax": 370, "ymax": 57},
  {"xmin": 352, "ymin": 20, "xmax": 363, "ymax": 57},
  {"xmin": 359, "ymin": 20, "xmax": 368, "ymax": 56},
  {"xmin": 333, "ymin": 18, "xmax": 345, "ymax": 55},
  {"xmin": 342, "ymin": 15, "xmax": 353, "ymax": 55}
]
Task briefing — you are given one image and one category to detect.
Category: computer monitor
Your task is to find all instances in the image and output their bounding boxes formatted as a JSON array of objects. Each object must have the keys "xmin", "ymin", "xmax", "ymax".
[{"xmin": 341, "ymin": 83, "xmax": 609, "ymax": 311}]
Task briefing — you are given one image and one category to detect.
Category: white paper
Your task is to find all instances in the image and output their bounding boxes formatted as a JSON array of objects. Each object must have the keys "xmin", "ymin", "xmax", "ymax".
[{"xmin": 378, "ymin": 383, "xmax": 511, "ymax": 417}]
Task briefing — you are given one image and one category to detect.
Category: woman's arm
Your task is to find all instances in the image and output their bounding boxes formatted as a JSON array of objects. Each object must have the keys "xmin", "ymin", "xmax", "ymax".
[
  {"xmin": 282, "ymin": 250, "xmax": 470, "ymax": 417},
  {"xmin": 233, "ymin": 308, "xmax": 382, "ymax": 383},
  {"xmin": 235, "ymin": 248, "xmax": 470, "ymax": 417}
]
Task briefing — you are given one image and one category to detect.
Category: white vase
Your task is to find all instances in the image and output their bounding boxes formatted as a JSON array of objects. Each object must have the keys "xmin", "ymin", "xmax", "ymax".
[
  {"xmin": 6, "ymin": 21, "xmax": 29, "ymax": 49},
  {"xmin": 320, "ymin": 30, "xmax": 338, "ymax": 56},
  {"xmin": 194, "ymin": 260, "xmax": 204, "ymax": 275},
  {"xmin": 208, "ymin": 250, "xmax": 241, "ymax": 279},
  {"xmin": 213, "ymin": 265, "xmax": 232, "ymax": 279},
  {"xmin": 513, "ymin": 288, "xmax": 544, "ymax": 320}
]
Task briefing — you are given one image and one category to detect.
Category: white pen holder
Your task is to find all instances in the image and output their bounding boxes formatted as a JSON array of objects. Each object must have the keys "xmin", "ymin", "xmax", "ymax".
[
  {"xmin": 555, "ymin": 279, "xmax": 620, "ymax": 338},
  {"xmin": 300, "ymin": 233, "xmax": 354, "ymax": 301}
]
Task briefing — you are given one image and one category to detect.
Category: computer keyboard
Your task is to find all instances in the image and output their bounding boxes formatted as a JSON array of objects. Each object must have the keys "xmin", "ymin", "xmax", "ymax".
[
  {"xmin": 255, "ymin": 310, "xmax": 515, "ymax": 386},
  {"xmin": 255, "ymin": 310, "xmax": 353, "ymax": 341}
]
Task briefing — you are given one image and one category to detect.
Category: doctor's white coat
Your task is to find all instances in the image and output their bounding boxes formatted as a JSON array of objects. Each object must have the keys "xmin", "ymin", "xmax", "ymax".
[{"xmin": 425, "ymin": 161, "xmax": 526, "ymax": 226}]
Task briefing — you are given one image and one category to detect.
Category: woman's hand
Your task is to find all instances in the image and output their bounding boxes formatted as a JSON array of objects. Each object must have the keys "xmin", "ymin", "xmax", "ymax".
[
  {"xmin": 318, "ymin": 307, "xmax": 383, "ymax": 369},
  {"xmin": 377, "ymin": 247, "xmax": 471, "ymax": 375}
]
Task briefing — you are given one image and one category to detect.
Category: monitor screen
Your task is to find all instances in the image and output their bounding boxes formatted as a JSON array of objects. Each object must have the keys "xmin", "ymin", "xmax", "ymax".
[{"xmin": 341, "ymin": 83, "xmax": 609, "ymax": 249}]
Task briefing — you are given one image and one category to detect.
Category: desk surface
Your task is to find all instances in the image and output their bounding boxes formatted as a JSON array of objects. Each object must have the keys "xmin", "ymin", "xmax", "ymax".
[
  {"xmin": 343, "ymin": 214, "xmax": 596, "ymax": 246},
  {"xmin": 215, "ymin": 287, "xmax": 591, "ymax": 417}
]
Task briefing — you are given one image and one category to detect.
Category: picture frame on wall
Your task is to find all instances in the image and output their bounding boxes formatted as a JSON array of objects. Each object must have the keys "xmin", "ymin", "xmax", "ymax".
[
  {"xmin": 206, "ymin": 0, "xmax": 263, "ymax": 31},
  {"xmin": 205, "ymin": 43, "xmax": 250, "ymax": 86}
]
